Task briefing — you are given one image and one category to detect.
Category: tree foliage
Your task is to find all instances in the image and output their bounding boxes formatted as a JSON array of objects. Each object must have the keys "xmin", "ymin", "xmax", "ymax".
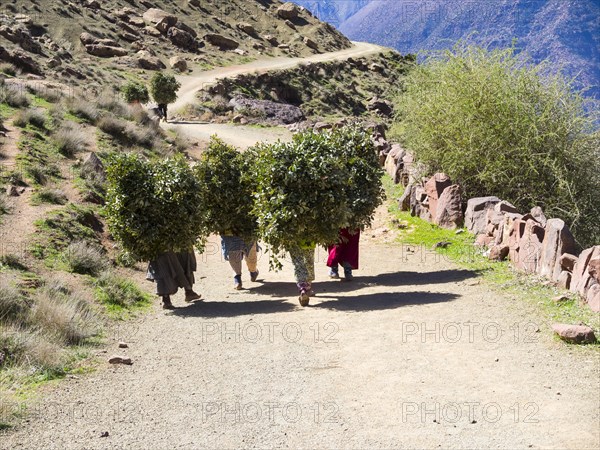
[
  {"xmin": 104, "ymin": 154, "xmax": 207, "ymax": 261},
  {"xmin": 149, "ymin": 73, "xmax": 181, "ymax": 105},
  {"xmin": 194, "ymin": 136, "xmax": 257, "ymax": 239},
  {"xmin": 121, "ymin": 81, "xmax": 150, "ymax": 104},
  {"xmin": 393, "ymin": 43, "xmax": 600, "ymax": 247}
]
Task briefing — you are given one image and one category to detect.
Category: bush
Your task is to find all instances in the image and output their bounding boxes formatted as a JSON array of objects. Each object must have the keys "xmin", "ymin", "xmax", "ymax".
[
  {"xmin": 121, "ymin": 81, "xmax": 150, "ymax": 104},
  {"xmin": 94, "ymin": 270, "xmax": 150, "ymax": 308},
  {"xmin": 0, "ymin": 84, "xmax": 30, "ymax": 108},
  {"xmin": 97, "ymin": 116, "xmax": 127, "ymax": 136},
  {"xmin": 0, "ymin": 253, "xmax": 27, "ymax": 271},
  {"xmin": 66, "ymin": 98, "xmax": 100, "ymax": 124},
  {"xmin": 393, "ymin": 44, "xmax": 600, "ymax": 247},
  {"xmin": 62, "ymin": 241, "xmax": 108, "ymax": 275},
  {"xmin": 105, "ymin": 154, "xmax": 208, "ymax": 261},
  {"xmin": 0, "ymin": 327, "xmax": 64, "ymax": 371},
  {"xmin": 0, "ymin": 285, "xmax": 28, "ymax": 324},
  {"xmin": 53, "ymin": 122, "xmax": 88, "ymax": 157},
  {"xmin": 98, "ymin": 116, "xmax": 156, "ymax": 148},
  {"xmin": 150, "ymin": 72, "xmax": 181, "ymax": 105},
  {"xmin": 32, "ymin": 188, "xmax": 68, "ymax": 205},
  {"xmin": 13, "ymin": 108, "xmax": 46, "ymax": 129},
  {"xmin": 194, "ymin": 136, "xmax": 257, "ymax": 238}
]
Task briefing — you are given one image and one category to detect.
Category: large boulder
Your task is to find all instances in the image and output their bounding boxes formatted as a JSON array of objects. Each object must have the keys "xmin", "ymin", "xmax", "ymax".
[
  {"xmin": 81, "ymin": 152, "xmax": 106, "ymax": 181},
  {"xmin": 434, "ymin": 184, "xmax": 463, "ymax": 229},
  {"xmin": 143, "ymin": 8, "xmax": 177, "ymax": 33},
  {"xmin": 552, "ymin": 324, "xmax": 596, "ymax": 344},
  {"xmin": 465, "ymin": 196, "xmax": 501, "ymax": 235},
  {"xmin": 367, "ymin": 96, "xmax": 393, "ymax": 117},
  {"xmin": 136, "ymin": 51, "xmax": 165, "ymax": 70},
  {"xmin": 0, "ymin": 46, "xmax": 42, "ymax": 74},
  {"xmin": 538, "ymin": 219, "xmax": 577, "ymax": 281},
  {"xmin": 204, "ymin": 34, "xmax": 239, "ymax": 50},
  {"xmin": 516, "ymin": 219, "xmax": 545, "ymax": 273},
  {"xmin": 424, "ymin": 173, "xmax": 452, "ymax": 220},
  {"xmin": 277, "ymin": 2, "xmax": 299, "ymax": 20},
  {"xmin": 236, "ymin": 22, "xmax": 257, "ymax": 36},
  {"xmin": 229, "ymin": 95, "xmax": 304, "ymax": 124},
  {"xmin": 530, "ymin": 206, "xmax": 548, "ymax": 227},
  {"xmin": 169, "ymin": 56, "xmax": 187, "ymax": 72},
  {"xmin": 0, "ymin": 25, "xmax": 42, "ymax": 54},
  {"xmin": 167, "ymin": 27, "xmax": 197, "ymax": 51},
  {"xmin": 303, "ymin": 37, "xmax": 318, "ymax": 51},
  {"xmin": 85, "ymin": 44, "xmax": 128, "ymax": 57},
  {"xmin": 384, "ymin": 144, "xmax": 405, "ymax": 181},
  {"xmin": 559, "ymin": 253, "xmax": 579, "ymax": 273},
  {"xmin": 570, "ymin": 246, "xmax": 600, "ymax": 297},
  {"xmin": 586, "ymin": 284, "xmax": 600, "ymax": 312},
  {"xmin": 588, "ymin": 258, "xmax": 600, "ymax": 283}
]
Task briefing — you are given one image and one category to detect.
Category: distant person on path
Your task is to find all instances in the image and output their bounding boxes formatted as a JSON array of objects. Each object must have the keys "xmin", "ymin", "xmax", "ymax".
[
  {"xmin": 157, "ymin": 103, "xmax": 168, "ymax": 122},
  {"xmin": 327, "ymin": 228, "xmax": 360, "ymax": 281},
  {"xmin": 289, "ymin": 243, "xmax": 316, "ymax": 306},
  {"xmin": 221, "ymin": 235, "xmax": 260, "ymax": 290},
  {"xmin": 146, "ymin": 250, "xmax": 202, "ymax": 309}
]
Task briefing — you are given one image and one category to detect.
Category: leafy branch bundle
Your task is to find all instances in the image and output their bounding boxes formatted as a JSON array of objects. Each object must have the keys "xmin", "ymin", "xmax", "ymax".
[
  {"xmin": 194, "ymin": 136, "xmax": 257, "ymax": 239},
  {"xmin": 104, "ymin": 153, "xmax": 208, "ymax": 261}
]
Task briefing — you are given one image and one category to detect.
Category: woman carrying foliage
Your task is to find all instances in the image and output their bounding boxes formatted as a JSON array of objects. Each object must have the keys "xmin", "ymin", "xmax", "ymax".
[
  {"xmin": 327, "ymin": 228, "xmax": 360, "ymax": 281},
  {"xmin": 195, "ymin": 137, "xmax": 261, "ymax": 290},
  {"xmin": 105, "ymin": 154, "xmax": 209, "ymax": 310}
]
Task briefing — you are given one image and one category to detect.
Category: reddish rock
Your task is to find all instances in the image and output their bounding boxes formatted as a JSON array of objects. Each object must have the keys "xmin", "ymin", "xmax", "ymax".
[
  {"xmin": 559, "ymin": 253, "xmax": 579, "ymax": 273},
  {"xmin": 424, "ymin": 173, "xmax": 452, "ymax": 220},
  {"xmin": 508, "ymin": 218, "xmax": 526, "ymax": 263},
  {"xmin": 516, "ymin": 219, "xmax": 545, "ymax": 273},
  {"xmin": 494, "ymin": 200, "xmax": 520, "ymax": 214},
  {"xmin": 539, "ymin": 219, "xmax": 576, "ymax": 281},
  {"xmin": 571, "ymin": 246, "xmax": 600, "ymax": 296},
  {"xmin": 475, "ymin": 234, "xmax": 494, "ymax": 248},
  {"xmin": 530, "ymin": 206, "xmax": 547, "ymax": 227},
  {"xmin": 489, "ymin": 245, "xmax": 509, "ymax": 261},
  {"xmin": 108, "ymin": 355, "xmax": 133, "ymax": 365},
  {"xmin": 485, "ymin": 222, "xmax": 497, "ymax": 237},
  {"xmin": 588, "ymin": 258, "xmax": 600, "ymax": 283},
  {"xmin": 586, "ymin": 285, "xmax": 600, "ymax": 312},
  {"xmin": 556, "ymin": 271, "xmax": 571, "ymax": 290},
  {"xmin": 384, "ymin": 144, "xmax": 405, "ymax": 181},
  {"xmin": 434, "ymin": 184, "xmax": 463, "ymax": 229},
  {"xmin": 551, "ymin": 324, "xmax": 597, "ymax": 344},
  {"xmin": 465, "ymin": 196, "xmax": 501, "ymax": 235}
]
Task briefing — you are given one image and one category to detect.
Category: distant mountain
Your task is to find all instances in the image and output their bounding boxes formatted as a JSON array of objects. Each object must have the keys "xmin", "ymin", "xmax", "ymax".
[
  {"xmin": 298, "ymin": 0, "xmax": 600, "ymax": 98},
  {"xmin": 294, "ymin": 1, "xmax": 370, "ymax": 28}
]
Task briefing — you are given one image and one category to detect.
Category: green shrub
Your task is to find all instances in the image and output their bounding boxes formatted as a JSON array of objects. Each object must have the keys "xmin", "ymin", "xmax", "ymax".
[
  {"xmin": 62, "ymin": 241, "xmax": 108, "ymax": 275},
  {"xmin": 105, "ymin": 154, "xmax": 208, "ymax": 261},
  {"xmin": 194, "ymin": 136, "xmax": 257, "ymax": 239},
  {"xmin": 121, "ymin": 81, "xmax": 150, "ymax": 104},
  {"xmin": 94, "ymin": 270, "xmax": 150, "ymax": 308},
  {"xmin": 31, "ymin": 188, "xmax": 68, "ymax": 205},
  {"xmin": 53, "ymin": 122, "xmax": 88, "ymax": 157},
  {"xmin": 150, "ymin": 72, "xmax": 181, "ymax": 105},
  {"xmin": 13, "ymin": 108, "xmax": 46, "ymax": 129},
  {"xmin": 393, "ymin": 44, "xmax": 600, "ymax": 247}
]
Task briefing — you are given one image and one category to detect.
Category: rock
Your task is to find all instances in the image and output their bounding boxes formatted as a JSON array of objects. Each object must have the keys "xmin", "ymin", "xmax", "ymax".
[
  {"xmin": 303, "ymin": 37, "xmax": 318, "ymax": 50},
  {"xmin": 81, "ymin": 152, "xmax": 106, "ymax": 181},
  {"xmin": 118, "ymin": 342, "xmax": 129, "ymax": 348},
  {"xmin": 475, "ymin": 234, "xmax": 494, "ymax": 248},
  {"xmin": 551, "ymin": 324, "xmax": 596, "ymax": 344},
  {"xmin": 176, "ymin": 22, "xmax": 198, "ymax": 38},
  {"xmin": 559, "ymin": 253, "xmax": 579, "ymax": 273},
  {"xmin": 424, "ymin": 173, "xmax": 452, "ymax": 220},
  {"xmin": 277, "ymin": 2, "xmax": 299, "ymax": 20},
  {"xmin": 465, "ymin": 196, "xmax": 501, "ymax": 235},
  {"xmin": 263, "ymin": 34, "xmax": 279, "ymax": 46},
  {"xmin": 285, "ymin": 20, "xmax": 296, "ymax": 30},
  {"xmin": 233, "ymin": 49, "xmax": 246, "ymax": 56},
  {"xmin": 232, "ymin": 114, "xmax": 243, "ymax": 124},
  {"xmin": 370, "ymin": 63, "xmax": 384, "ymax": 73},
  {"xmin": 80, "ymin": 33, "xmax": 128, "ymax": 57},
  {"xmin": 384, "ymin": 144, "xmax": 405, "ymax": 180},
  {"xmin": 494, "ymin": 200, "xmax": 520, "ymax": 214},
  {"xmin": 435, "ymin": 184, "xmax": 463, "ymax": 229},
  {"xmin": 169, "ymin": 56, "xmax": 187, "ymax": 72},
  {"xmin": 313, "ymin": 122, "xmax": 332, "ymax": 132},
  {"xmin": 278, "ymin": 44, "xmax": 290, "ymax": 50},
  {"xmin": 108, "ymin": 355, "xmax": 133, "ymax": 365},
  {"xmin": 485, "ymin": 222, "xmax": 498, "ymax": 237},
  {"xmin": 167, "ymin": 27, "xmax": 197, "ymax": 51},
  {"xmin": 0, "ymin": 25, "xmax": 42, "ymax": 54},
  {"xmin": 588, "ymin": 258, "xmax": 600, "ymax": 283},
  {"xmin": 79, "ymin": 32, "xmax": 119, "ymax": 47},
  {"xmin": 6, "ymin": 185, "xmax": 19, "ymax": 197},
  {"xmin": 136, "ymin": 51, "xmax": 165, "ymax": 70},
  {"xmin": 47, "ymin": 56, "xmax": 62, "ymax": 68},
  {"xmin": 556, "ymin": 271, "xmax": 572, "ymax": 290},
  {"xmin": 570, "ymin": 246, "xmax": 600, "ymax": 297},
  {"xmin": 586, "ymin": 284, "xmax": 600, "ymax": 312},
  {"xmin": 538, "ymin": 219, "xmax": 577, "ymax": 281},
  {"xmin": 143, "ymin": 8, "xmax": 177, "ymax": 33},
  {"xmin": 530, "ymin": 206, "xmax": 547, "ymax": 227},
  {"xmin": 489, "ymin": 245, "xmax": 510, "ymax": 261},
  {"xmin": 552, "ymin": 294, "xmax": 570, "ymax": 303},
  {"xmin": 0, "ymin": 46, "xmax": 42, "ymax": 74},
  {"xmin": 236, "ymin": 22, "xmax": 256, "ymax": 35},
  {"xmin": 229, "ymin": 95, "xmax": 304, "ymax": 125},
  {"xmin": 85, "ymin": 0, "xmax": 100, "ymax": 9},
  {"xmin": 516, "ymin": 219, "xmax": 545, "ymax": 273},
  {"xmin": 129, "ymin": 16, "xmax": 146, "ymax": 27},
  {"xmin": 144, "ymin": 26, "xmax": 161, "ymax": 37},
  {"xmin": 367, "ymin": 97, "xmax": 394, "ymax": 117},
  {"xmin": 398, "ymin": 183, "xmax": 413, "ymax": 212},
  {"xmin": 204, "ymin": 33, "xmax": 239, "ymax": 50}
]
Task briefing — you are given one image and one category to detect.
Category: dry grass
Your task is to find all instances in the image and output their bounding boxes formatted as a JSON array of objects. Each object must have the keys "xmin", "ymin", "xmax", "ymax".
[
  {"xmin": 98, "ymin": 116, "xmax": 157, "ymax": 148},
  {"xmin": 0, "ymin": 285, "xmax": 28, "ymax": 324},
  {"xmin": 53, "ymin": 122, "xmax": 88, "ymax": 157},
  {"xmin": 66, "ymin": 98, "xmax": 100, "ymax": 124},
  {"xmin": 62, "ymin": 241, "xmax": 108, "ymax": 275},
  {"xmin": 31, "ymin": 187, "xmax": 68, "ymax": 205},
  {"xmin": 13, "ymin": 108, "xmax": 46, "ymax": 129},
  {"xmin": 0, "ymin": 83, "xmax": 30, "ymax": 108}
]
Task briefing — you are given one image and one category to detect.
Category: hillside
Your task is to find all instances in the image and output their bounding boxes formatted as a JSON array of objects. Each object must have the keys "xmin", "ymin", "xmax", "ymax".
[
  {"xmin": 298, "ymin": 0, "xmax": 600, "ymax": 98},
  {"xmin": 293, "ymin": 0, "xmax": 369, "ymax": 27},
  {"xmin": 0, "ymin": 0, "xmax": 350, "ymax": 89}
]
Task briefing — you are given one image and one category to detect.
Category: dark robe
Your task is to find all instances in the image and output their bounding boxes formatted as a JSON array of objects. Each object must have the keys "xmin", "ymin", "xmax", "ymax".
[{"xmin": 146, "ymin": 251, "xmax": 196, "ymax": 296}]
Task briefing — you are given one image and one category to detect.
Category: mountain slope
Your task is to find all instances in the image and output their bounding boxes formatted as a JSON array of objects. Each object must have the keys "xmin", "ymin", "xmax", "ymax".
[
  {"xmin": 293, "ymin": 0, "xmax": 370, "ymax": 27},
  {"xmin": 329, "ymin": 0, "xmax": 599, "ymax": 97}
]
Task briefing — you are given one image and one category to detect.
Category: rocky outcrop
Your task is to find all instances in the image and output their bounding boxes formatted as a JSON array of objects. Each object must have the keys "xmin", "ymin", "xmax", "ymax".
[
  {"xmin": 0, "ymin": 25, "xmax": 42, "ymax": 54},
  {"xmin": 143, "ymin": 8, "xmax": 177, "ymax": 34},
  {"xmin": 169, "ymin": 56, "xmax": 187, "ymax": 72},
  {"xmin": 237, "ymin": 23, "xmax": 257, "ymax": 36},
  {"xmin": 135, "ymin": 51, "xmax": 165, "ymax": 70},
  {"xmin": 0, "ymin": 45, "xmax": 42, "ymax": 74},
  {"xmin": 367, "ymin": 97, "xmax": 393, "ymax": 117},
  {"xmin": 277, "ymin": 3, "xmax": 299, "ymax": 20},
  {"xmin": 303, "ymin": 37, "xmax": 318, "ymax": 50},
  {"xmin": 80, "ymin": 33, "xmax": 127, "ymax": 58},
  {"xmin": 465, "ymin": 196, "xmax": 501, "ymax": 235},
  {"xmin": 167, "ymin": 27, "xmax": 197, "ymax": 51},
  {"xmin": 229, "ymin": 95, "xmax": 304, "ymax": 124},
  {"xmin": 538, "ymin": 219, "xmax": 576, "ymax": 281},
  {"xmin": 204, "ymin": 34, "xmax": 239, "ymax": 50}
]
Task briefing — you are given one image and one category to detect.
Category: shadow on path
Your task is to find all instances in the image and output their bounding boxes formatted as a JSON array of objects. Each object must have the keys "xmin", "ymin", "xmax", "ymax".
[
  {"xmin": 171, "ymin": 299, "xmax": 297, "ymax": 318},
  {"xmin": 312, "ymin": 291, "xmax": 460, "ymax": 312}
]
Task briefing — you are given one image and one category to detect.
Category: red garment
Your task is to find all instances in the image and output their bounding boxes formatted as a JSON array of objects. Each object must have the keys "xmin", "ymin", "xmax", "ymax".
[{"xmin": 327, "ymin": 228, "xmax": 360, "ymax": 270}]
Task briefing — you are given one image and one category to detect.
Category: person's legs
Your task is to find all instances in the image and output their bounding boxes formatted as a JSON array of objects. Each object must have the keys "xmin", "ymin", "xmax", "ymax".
[
  {"xmin": 228, "ymin": 250, "xmax": 244, "ymax": 289},
  {"xmin": 245, "ymin": 243, "xmax": 259, "ymax": 281},
  {"xmin": 162, "ymin": 295, "xmax": 174, "ymax": 309},
  {"xmin": 342, "ymin": 261, "xmax": 354, "ymax": 281},
  {"xmin": 290, "ymin": 247, "xmax": 314, "ymax": 306}
]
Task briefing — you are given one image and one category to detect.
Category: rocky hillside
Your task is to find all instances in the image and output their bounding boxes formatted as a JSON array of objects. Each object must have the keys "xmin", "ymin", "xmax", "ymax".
[
  {"xmin": 299, "ymin": 0, "xmax": 600, "ymax": 98},
  {"xmin": 292, "ymin": 0, "xmax": 369, "ymax": 28},
  {"xmin": 0, "ymin": 0, "xmax": 350, "ymax": 90}
]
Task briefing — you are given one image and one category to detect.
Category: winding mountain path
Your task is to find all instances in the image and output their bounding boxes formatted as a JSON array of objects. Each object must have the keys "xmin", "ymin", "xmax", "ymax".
[{"xmin": 3, "ymin": 43, "xmax": 599, "ymax": 450}]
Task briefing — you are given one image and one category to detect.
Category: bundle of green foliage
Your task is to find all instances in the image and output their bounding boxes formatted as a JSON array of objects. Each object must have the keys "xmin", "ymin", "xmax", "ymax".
[
  {"xmin": 104, "ymin": 154, "xmax": 207, "ymax": 261},
  {"xmin": 194, "ymin": 136, "xmax": 257, "ymax": 239},
  {"xmin": 149, "ymin": 73, "xmax": 181, "ymax": 106},
  {"xmin": 248, "ymin": 128, "xmax": 383, "ymax": 264},
  {"xmin": 393, "ymin": 43, "xmax": 600, "ymax": 247},
  {"xmin": 121, "ymin": 81, "xmax": 150, "ymax": 104}
]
